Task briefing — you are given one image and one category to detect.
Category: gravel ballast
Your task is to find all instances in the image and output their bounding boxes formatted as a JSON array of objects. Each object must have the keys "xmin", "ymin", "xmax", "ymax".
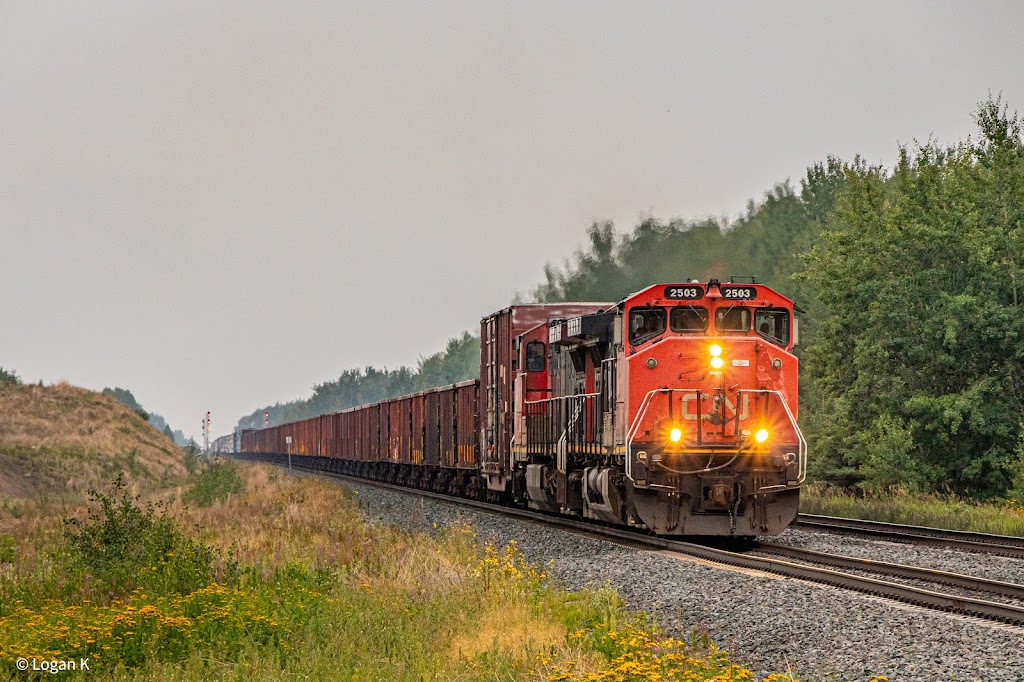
[{"xmin": 336, "ymin": 477, "xmax": 1024, "ymax": 682}]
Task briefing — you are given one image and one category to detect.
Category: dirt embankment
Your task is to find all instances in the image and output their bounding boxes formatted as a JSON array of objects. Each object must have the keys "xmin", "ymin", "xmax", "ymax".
[{"xmin": 0, "ymin": 382, "xmax": 188, "ymax": 500}]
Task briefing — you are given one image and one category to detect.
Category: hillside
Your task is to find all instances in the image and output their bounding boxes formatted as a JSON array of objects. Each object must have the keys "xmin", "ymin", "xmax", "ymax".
[{"xmin": 0, "ymin": 382, "xmax": 188, "ymax": 499}]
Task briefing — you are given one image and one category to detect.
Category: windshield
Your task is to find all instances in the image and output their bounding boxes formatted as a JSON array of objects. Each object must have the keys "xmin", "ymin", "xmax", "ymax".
[
  {"xmin": 755, "ymin": 308, "xmax": 790, "ymax": 346},
  {"xmin": 629, "ymin": 307, "xmax": 666, "ymax": 344},
  {"xmin": 715, "ymin": 306, "xmax": 750, "ymax": 332},
  {"xmin": 669, "ymin": 306, "xmax": 709, "ymax": 332}
]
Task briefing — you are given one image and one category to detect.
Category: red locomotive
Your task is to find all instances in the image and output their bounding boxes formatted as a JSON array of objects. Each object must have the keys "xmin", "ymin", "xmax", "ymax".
[{"xmin": 239, "ymin": 279, "xmax": 806, "ymax": 536}]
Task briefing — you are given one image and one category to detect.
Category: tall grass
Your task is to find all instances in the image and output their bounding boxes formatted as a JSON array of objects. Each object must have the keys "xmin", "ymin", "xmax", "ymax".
[
  {"xmin": 800, "ymin": 483, "xmax": 1024, "ymax": 536},
  {"xmin": 0, "ymin": 464, "xmax": 796, "ymax": 680}
]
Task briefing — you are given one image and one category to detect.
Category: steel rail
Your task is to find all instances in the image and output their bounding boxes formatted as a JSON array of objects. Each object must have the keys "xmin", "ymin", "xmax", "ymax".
[
  {"xmin": 756, "ymin": 542, "xmax": 1024, "ymax": 601},
  {"xmin": 237, "ymin": 456, "xmax": 1024, "ymax": 625},
  {"xmin": 796, "ymin": 514, "xmax": 1024, "ymax": 559}
]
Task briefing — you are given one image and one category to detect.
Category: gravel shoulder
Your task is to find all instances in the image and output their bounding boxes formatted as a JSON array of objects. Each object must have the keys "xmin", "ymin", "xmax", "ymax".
[{"xmin": 338, "ymin": 477, "xmax": 1024, "ymax": 682}]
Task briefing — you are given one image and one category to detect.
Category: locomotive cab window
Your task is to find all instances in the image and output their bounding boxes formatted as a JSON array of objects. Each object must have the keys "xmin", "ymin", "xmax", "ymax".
[
  {"xmin": 525, "ymin": 341, "xmax": 546, "ymax": 372},
  {"xmin": 629, "ymin": 307, "xmax": 666, "ymax": 344},
  {"xmin": 755, "ymin": 309, "xmax": 790, "ymax": 346},
  {"xmin": 669, "ymin": 306, "xmax": 709, "ymax": 333},
  {"xmin": 715, "ymin": 306, "xmax": 750, "ymax": 332}
]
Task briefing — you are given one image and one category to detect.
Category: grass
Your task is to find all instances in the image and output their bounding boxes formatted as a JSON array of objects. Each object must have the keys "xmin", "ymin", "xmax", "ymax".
[
  {"xmin": 0, "ymin": 463, "xmax": 797, "ymax": 681},
  {"xmin": 800, "ymin": 482, "xmax": 1024, "ymax": 537}
]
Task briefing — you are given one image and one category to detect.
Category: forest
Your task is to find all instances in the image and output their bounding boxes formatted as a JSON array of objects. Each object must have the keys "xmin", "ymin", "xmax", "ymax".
[{"xmin": 238, "ymin": 97, "xmax": 1024, "ymax": 500}]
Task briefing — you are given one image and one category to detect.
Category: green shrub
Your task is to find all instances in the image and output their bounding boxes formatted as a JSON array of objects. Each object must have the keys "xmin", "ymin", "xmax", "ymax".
[
  {"xmin": 0, "ymin": 367, "xmax": 20, "ymax": 386},
  {"xmin": 0, "ymin": 534, "xmax": 16, "ymax": 563},
  {"xmin": 64, "ymin": 474, "xmax": 233, "ymax": 596},
  {"xmin": 181, "ymin": 443, "xmax": 202, "ymax": 474},
  {"xmin": 183, "ymin": 459, "xmax": 244, "ymax": 507}
]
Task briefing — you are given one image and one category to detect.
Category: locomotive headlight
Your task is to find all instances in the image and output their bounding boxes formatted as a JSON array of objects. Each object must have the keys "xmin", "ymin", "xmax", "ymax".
[
  {"xmin": 669, "ymin": 427, "xmax": 682, "ymax": 443},
  {"xmin": 709, "ymin": 356, "xmax": 724, "ymax": 369},
  {"xmin": 755, "ymin": 429, "xmax": 769, "ymax": 443},
  {"xmin": 709, "ymin": 344, "xmax": 723, "ymax": 357}
]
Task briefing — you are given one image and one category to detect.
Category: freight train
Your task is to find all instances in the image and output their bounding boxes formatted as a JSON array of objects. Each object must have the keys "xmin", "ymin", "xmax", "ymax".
[{"xmin": 235, "ymin": 279, "xmax": 806, "ymax": 536}]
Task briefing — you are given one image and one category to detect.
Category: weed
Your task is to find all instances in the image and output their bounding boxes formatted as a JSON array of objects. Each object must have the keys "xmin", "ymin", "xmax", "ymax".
[
  {"xmin": 542, "ymin": 619, "xmax": 777, "ymax": 681},
  {"xmin": 183, "ymin": 459, "xmax": 244, "ymax": 507},
  {"xmin": 0, "ymin": 580, "xmax": 323, "ymax": 670},
  {"xmin": 0, "ymin": 534, "xmax": 16, "ymax": 563},
  {"xmin": 181, "ymin": 443, "xmax": 201, "ymax": 474},
  {"xmin": 2, "ymin": 500, "xmax": 24, "ymax": 519}
]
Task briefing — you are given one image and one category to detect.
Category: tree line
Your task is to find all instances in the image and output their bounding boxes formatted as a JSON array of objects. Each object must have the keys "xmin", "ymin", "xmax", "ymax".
[
  {"xmin": 235, "ymin": 332, "xmax": 480, "ymax": 430},
  {"xmin": 236, "ymin": 97, "xmax": 1023, "ymax": 500}
]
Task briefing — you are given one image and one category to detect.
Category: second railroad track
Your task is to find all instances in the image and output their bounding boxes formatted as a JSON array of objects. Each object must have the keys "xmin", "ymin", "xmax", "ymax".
[{"xmin": 795, "ymin": 514, "xmax": 1024, "ymax": 559}]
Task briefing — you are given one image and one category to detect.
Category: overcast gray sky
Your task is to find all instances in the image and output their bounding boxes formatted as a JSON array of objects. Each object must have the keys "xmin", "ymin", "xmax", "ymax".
[{"xmin": 2, "ymin": 1, "xmax": 1021, "ymax": 439}]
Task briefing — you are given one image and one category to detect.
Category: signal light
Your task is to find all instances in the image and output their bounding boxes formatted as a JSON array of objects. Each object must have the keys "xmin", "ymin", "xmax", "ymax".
[
  {"xmin": 755, "ymin": 429, "xmax": 769, "ymax": 443},
  {"xmin": 669, "ymin": 427, "xmax": 682, "ymax": 443},
  {"xmin": 710, "ymin": 356, "xmax": 724, "ymax": 369},
  {"xmin": 264, "ymin": 411, "xmax": 269, "ymax": 427},
  {"xmin": 709, "ymin": 344, "xmax": 722, "ymax": 357}
]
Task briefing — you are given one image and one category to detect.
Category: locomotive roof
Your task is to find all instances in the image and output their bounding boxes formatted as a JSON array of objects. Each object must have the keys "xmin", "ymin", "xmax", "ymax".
[{"xmin": 621, "ymin": 280, "xmax": 796, "ymax": 307}]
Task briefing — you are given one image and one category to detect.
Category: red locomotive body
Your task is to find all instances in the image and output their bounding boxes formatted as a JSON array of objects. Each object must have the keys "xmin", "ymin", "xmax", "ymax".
[
  {"xmin": 237, "ymin": 279, "xmax": 806, "ymax": 537},
  {"xmin": 617, "ymin": 280, "xmax": 803, "ymax": 534}
]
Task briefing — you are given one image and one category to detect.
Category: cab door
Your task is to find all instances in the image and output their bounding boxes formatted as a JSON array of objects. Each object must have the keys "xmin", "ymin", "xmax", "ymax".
[{"xmin": 513, "ymin": 324, "xmax": 550, "ymax": 459}]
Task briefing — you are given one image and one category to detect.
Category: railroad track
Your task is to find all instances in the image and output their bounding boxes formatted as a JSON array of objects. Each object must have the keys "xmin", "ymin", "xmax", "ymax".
[
  {"xmin": 239, "ymin": 456, "xmax": 1024, "ymax": 627},
  {"xmin": 754, "ymin": 542, "xmax": 1024, "ymax": 603},
  {"xmin": 796, "ymin": 514, "xmax": 1024, "ymax": 559}
]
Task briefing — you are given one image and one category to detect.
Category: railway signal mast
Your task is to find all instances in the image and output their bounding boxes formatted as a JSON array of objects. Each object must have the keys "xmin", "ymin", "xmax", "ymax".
[{"xmin": 203, "ymin": 410, "xmax": 211, "ymax": 453}]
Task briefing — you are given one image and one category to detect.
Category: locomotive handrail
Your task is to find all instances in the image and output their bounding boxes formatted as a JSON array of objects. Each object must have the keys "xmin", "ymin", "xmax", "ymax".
[
  {"xmin": 522, "ymin": 392, "xmax": 601, "ymax": 407},
  {"xmin": 624, "ymin": 388, "xmax": 699, "ymax": 481},
  {"xmin": 736, "ymin": 389, "xmax": 807, "ymax": 484},
  {"xmin": 517, "ymin": 393, "xmax": 603, "ymax": 470}
]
